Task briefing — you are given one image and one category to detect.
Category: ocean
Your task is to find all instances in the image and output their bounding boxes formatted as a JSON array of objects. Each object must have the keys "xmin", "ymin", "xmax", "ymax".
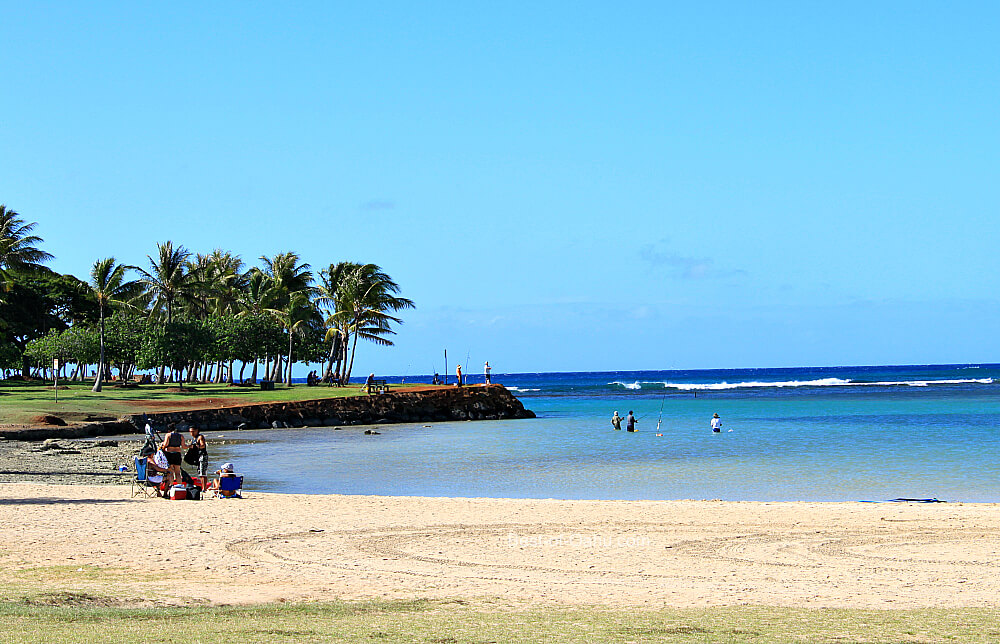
[{"xmin": 209, "ymin": 364, "xmax": 1000, "ymax": 502}]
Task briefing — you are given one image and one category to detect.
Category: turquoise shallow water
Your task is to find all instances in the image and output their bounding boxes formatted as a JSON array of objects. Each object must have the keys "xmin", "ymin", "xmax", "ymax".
[{"xmin": 208, "ymin": 364, "xmax": 1000, "ymax": 501}]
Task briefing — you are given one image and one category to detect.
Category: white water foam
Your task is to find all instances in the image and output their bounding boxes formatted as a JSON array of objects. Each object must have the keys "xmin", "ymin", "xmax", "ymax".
[
  {"xmin": 609, "ymin": 381, "xmax": 643, "ymax": 390},
  {"xmin": 610, "ymin": 377, "xmax": 994, "ymax": 391},
  {"xmin": 505, "ymin": 386, "xmax": 541, "ymax": 392}
]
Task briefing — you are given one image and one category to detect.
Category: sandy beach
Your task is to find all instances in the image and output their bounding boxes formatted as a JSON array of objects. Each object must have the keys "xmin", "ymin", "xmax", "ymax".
[{"xmin": 1, "ymin": 482, "xmax": 998, "ymax": 610}]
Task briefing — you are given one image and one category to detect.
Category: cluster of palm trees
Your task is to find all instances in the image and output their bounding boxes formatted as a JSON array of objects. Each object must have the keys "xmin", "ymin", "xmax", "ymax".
[
  {"xmin": 1, "ymin": 204, "xmax": 414, "ymax": 391},
  {"xmin": 95, "ymin": 242, "xmax": 413, "ymax": 390}
]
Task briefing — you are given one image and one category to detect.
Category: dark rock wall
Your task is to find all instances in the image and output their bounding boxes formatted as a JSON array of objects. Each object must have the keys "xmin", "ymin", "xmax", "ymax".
[{"xmin": 127, "ymin": 384, "xmax": 535, "ymax": 432}]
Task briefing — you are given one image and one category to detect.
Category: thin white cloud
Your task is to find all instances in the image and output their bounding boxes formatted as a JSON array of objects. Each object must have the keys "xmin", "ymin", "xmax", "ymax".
[{"xmin": 639, "ymin": 241, "xmax": 747, "ymax": 280}]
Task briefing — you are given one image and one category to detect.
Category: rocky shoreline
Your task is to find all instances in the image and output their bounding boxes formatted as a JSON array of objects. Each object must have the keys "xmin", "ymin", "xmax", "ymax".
[
  {"xmin": 128, "ymin": 383, "xmax": 535, "ymax": 432},
  {"xmin": 0, "ymin": 438, "xmax": 139, "ymax": 485}
]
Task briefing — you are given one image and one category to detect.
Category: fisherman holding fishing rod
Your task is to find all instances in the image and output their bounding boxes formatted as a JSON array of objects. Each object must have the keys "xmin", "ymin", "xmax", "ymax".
[{"xmin": 616, "ymin": 395, "xmax": 666, "ymax": 434}]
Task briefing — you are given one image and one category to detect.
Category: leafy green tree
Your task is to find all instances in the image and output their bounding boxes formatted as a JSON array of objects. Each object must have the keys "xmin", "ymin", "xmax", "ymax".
[
  {"xmin": 89, "ymin": 258, "xmax": 141, "ymax": 391},
  {"xmin": 228, "ymin": 312, "xmax": 285, "ymax": 382},
  {"xmin": 138, "ymin": 318, "xmax": 212, "ymax": 381},
  {"xmin": 0, "ymin": 271, "xmax": 97, "ymax": 378},
  {"xmin": 25, "ymin": 327, "xmax": 100, "ymax": 378},
  {"xmin": 105, "ymin": 313, "xmax": 147, "ymax": 379}
]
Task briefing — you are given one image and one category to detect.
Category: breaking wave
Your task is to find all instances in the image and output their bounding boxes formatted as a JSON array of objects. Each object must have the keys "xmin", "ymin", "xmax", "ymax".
[{"xmin": 608, "ymin": 377, "xmax": 994, "ymax": 391}]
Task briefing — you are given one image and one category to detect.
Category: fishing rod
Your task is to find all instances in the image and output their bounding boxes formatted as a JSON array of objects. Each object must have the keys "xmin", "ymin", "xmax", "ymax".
[{"xmin": 655, "ymin": 394, "xmax": 666, "ymax": 432}]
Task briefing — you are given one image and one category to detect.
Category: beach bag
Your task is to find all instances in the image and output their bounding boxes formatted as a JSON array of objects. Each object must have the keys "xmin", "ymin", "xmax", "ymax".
[
  {"xmin": 186, "ymin": 484, "xmax": 201, "ymax": 501},
  {"xmin": 183, "ymin": 446, "xmax": 202, "ymax": 465}
]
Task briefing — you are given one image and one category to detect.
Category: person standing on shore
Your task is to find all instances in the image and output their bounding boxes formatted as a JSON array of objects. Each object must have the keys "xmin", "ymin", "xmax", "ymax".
[
  {"xmin": 626, "ymin": 411, "xmax": 637, "ymax": 432},
  {"xmin": 187, "ymin": 426, "xmax": 208, "ymax": 489},
  {"xmin": 484, "ymin": 361, "xmax": 491, "ymax": 384},
  {"xmin": 711, "ymin": 413, "xmax": 722, "ymax": 433},
  {"xmin": 456, "ymin": 364, "xmax": 463, "ymax": 387},
  {"xmin": 160, "ymin": 425, "xmax": 184, "ymax": 487},
  {"xmin": 611, "ymin": 411, "xmax": 622, "ymax": 431}
]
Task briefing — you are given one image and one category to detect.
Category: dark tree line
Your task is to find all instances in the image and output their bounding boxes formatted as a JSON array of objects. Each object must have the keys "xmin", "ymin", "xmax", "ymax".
[{"xmin": 0, "ymin": 204, "xmax": 414, "ymax": 387}]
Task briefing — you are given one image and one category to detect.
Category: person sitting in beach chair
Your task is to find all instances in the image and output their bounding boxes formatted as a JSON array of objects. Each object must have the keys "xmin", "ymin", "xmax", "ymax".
[
  {"xmin": 146, "ymin": 449, "xmax": 169, "ymax": 478},
  {"xmin": 131, "ymin": 456, "xmax": 163, "ymax": 498},
  {"xmin": 209, "ymin": 463, "xmax": 243, "ymax": 498}
]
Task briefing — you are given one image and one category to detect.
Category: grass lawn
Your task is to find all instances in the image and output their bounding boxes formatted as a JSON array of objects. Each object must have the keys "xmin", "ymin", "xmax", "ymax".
[
  {"xmin": 0, "ymin": 380, "xmax": 413, "ymax": 425},
  {"xmin": 2, "ymin": 591, "xmax": 997, "ymax": 643},
  {"xmin": 1, "ymin": 560, "xmax": 994, "ymax": 642}
]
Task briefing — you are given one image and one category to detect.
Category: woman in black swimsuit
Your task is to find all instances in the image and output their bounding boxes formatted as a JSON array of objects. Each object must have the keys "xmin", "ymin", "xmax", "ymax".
[{"xmin": 160, "ymin": 426, "xmax": 184, "ymax": 487}]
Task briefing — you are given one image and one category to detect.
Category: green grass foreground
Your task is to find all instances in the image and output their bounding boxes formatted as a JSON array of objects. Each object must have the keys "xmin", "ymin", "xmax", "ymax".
[
  {"xmin": 0, "ymin": 380, "xmax": 415, "ymax": 425},
  {"xmin": 2, "ymin": 594, "xmax": 998, "ymax": 643}
]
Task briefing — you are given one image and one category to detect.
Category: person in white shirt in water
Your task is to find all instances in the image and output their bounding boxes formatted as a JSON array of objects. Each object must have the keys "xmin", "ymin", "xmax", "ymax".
[{"xmin": 711, "ymin": 413, "xmax": 722, "ymax": 433}]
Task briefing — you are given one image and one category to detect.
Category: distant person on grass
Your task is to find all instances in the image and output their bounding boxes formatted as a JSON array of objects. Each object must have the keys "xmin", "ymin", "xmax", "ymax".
[
  {"xmin": 484, "ymin": 361, "xmax": 491, "ymax": 384},
  {"xmin": 456, "ymin": 364, "xmax": 463, "ymax": 387}
]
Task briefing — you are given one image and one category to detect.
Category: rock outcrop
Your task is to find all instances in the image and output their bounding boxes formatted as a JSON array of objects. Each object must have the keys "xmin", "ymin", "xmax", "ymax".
[
  {"xmin": 123, "ymin": 384, "xmax": 535, "ymax": 431},
  {"xmin": 0, "ymin": 385, "xmax": 535, "ymax": 440}
]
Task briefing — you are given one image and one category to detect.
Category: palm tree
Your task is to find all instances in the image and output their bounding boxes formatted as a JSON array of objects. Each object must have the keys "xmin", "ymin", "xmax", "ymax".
[
  {"xmin": 235, "ymin": 268, "xmax": 276, "ymax": 383},
  {"xmin": 133, "ymin": 242, "xmax": 192, "ymax": 382},
  {"xmin": 88, "ymin": 258, "xmax": 141, "ymax": 392},
  {"xmin": 267, "ymin": 291, "xmax": 320, "ymax": 386},
  {"xmin": 328, "ymin": 264, "xmax": 413, "ymax": 384},
  {"xmin": 315, "ymin": 262, "xmax": 361, "ymax": 383},
  {"xmin": 237, "ymin": 268, "xmax": 271, "ymax": 317},
  {"xmin": 0, "ymin": 205, "xmax": 53, "ymax": 291},
  {"xmin": 259, "ymin": 252, "xmax": 313, "ymax": 300},
  {"xmin": 259, "ymin": 252, "xmax": 313, "ymax": 383},
  {"xmin": 134, "ymin": 241, "xmax": 192, "ymax": 324},
  {"xmin": 206, "ymin": 249, "xmax": 247, "ymax": 317}
]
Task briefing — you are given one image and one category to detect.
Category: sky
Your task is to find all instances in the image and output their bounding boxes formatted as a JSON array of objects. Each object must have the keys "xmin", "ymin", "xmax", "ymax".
[{"xmin": 2, "ymin": 2, "xmax": 999, "ymax": 375}]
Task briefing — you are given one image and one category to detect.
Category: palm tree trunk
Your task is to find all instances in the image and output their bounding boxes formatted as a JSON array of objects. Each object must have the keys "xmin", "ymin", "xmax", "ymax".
[
  {"xmin": 250, "ymin": 360, "xmax": 258, "ymax": 383},
  {"xmin": 345, "ymin": 327, "xmax": 360, "ymax": 384},
  {"xmin": 336, "ymin": 330, "xmax": 348, "ymax": 385},
  {"xmin": 92, "ymin": 306, "xmax": 105, "ymax": 392},
  {"xmin": 286, "ymin": 330, "xmax": 294, "ymax": 387}
]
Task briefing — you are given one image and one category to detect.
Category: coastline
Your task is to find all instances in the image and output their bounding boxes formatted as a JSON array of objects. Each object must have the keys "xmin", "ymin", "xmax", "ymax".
[
  {"xmin": 1, "ymin": 482, "xmax": 998, "ymax": 610},
  {"xmin": 0, "ymin": 384, "xmax": 535, "ymax": 441}
]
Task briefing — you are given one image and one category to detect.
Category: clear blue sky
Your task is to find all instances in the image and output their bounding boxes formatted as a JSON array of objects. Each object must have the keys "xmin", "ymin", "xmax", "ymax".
[{"xmin": 2, "ymin": 2, "xmax": 999, "ymax": 375}]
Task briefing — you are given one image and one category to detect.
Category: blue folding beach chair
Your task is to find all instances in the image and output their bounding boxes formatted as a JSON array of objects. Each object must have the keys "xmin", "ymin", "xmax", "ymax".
[
  {"xmin": 130, "ymin": 456, "xmax": 160, "ymax": 498},
  {"xmin": 213, "ymin": 475, "xmax": 244, "ymax": 499}
]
